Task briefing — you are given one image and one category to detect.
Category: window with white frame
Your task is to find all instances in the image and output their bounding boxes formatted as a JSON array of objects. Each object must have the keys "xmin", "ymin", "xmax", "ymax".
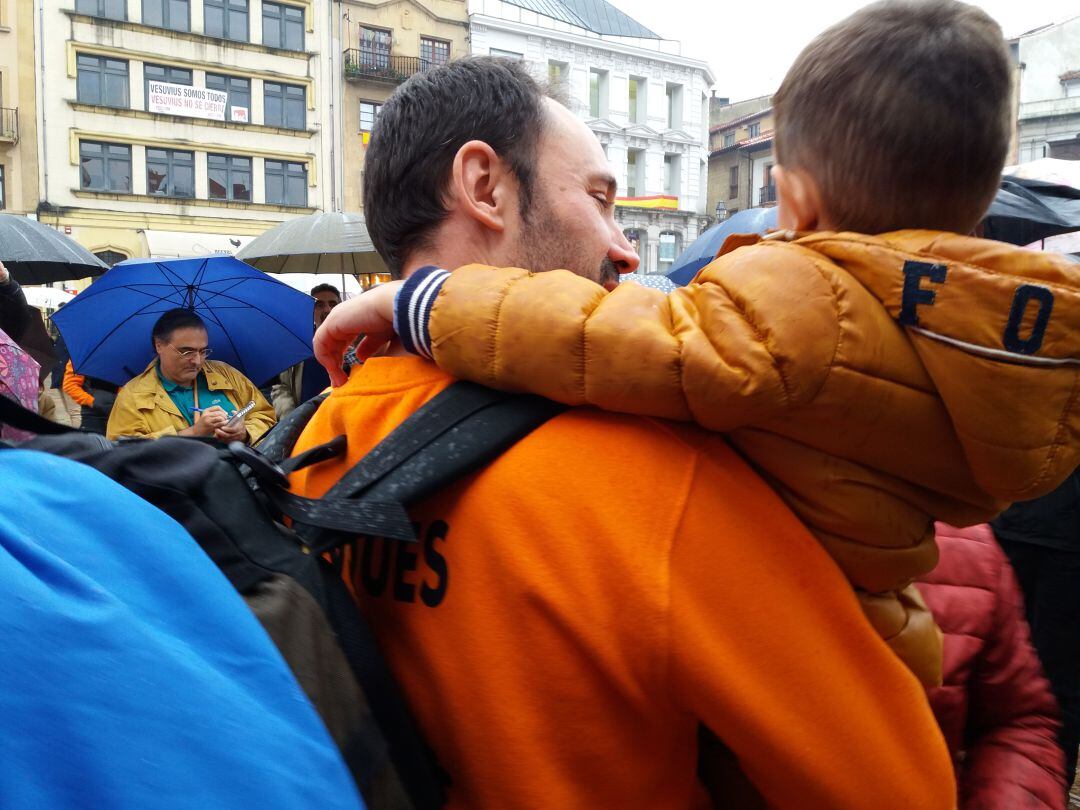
[{"xmin": 359, "ymin": 100, "xmax": 382, "ymax": 132}]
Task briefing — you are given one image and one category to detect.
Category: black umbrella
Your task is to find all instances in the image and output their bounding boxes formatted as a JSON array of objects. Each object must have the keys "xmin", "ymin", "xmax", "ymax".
[
  {"xmin": 0, "ymin": 214, "xmax": 108, "ymax": 284},
  {"xmin": 983, "ymin": 177, "xmax": 1080, "ymax": 247}
]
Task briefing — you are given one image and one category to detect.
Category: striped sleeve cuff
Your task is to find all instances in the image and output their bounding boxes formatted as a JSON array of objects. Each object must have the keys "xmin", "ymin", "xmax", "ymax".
[{"xmin": 393, "ymin": 265, "xmax": 450, "ymax": 360}]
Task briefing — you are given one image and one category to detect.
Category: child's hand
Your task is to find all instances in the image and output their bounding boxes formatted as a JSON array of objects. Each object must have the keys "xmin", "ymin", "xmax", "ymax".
[{"xmin": 315, "ymin": 281, "xmax": 403, "ymax": 387}]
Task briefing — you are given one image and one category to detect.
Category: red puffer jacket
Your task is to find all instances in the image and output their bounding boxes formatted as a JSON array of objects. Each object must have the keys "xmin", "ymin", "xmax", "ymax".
[{"xmin": 920, "ymin": 523, "xmax": 1065, "ymax": 808}]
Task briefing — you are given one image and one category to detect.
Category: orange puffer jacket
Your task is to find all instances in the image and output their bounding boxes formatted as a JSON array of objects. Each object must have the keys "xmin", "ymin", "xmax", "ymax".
[{"xmin": 423, "ymin": 230, "xmax": 1080, "ymax": 686}]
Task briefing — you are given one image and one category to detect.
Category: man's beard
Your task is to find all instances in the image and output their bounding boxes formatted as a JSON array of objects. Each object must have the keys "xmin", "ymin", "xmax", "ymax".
[{"xmin": 514, "ymin": 191, "xmax": 618, "ymax": 288}]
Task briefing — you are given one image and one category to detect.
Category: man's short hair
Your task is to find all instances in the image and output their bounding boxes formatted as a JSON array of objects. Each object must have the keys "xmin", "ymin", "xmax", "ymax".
[
  {"xmin": 310, "ymin": 283, "xmax": 341, "ymax": 299},
  {"xmin": 773, "ymin": 0, "xmax": 1012, "ymax": 235},
  {"xmin": 362, "ymin": 57, "xmax": 551, "ymax": 276},
  {"xmin": 151, "ymin": 308, "xmax": 206, "ymax": 349}
]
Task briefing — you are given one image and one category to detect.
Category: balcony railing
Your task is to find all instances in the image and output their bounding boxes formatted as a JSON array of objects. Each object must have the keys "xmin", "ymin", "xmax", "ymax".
[
  {"xmin": 758, "ymin": 183, "xmax": 776, "ymax": 205},
  {"xmin": 0, "ymin": 107, "xmax": 18, "ymax": 143},
  {"xmin": 343, "ymin": 51, "xmax": 437, "ymax": 84}
]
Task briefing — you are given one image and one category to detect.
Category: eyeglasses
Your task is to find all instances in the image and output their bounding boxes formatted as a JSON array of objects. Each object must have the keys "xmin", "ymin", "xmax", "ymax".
[{"xmin": 171, "ymin": 346, "xmax": 212, "ymax": 359}]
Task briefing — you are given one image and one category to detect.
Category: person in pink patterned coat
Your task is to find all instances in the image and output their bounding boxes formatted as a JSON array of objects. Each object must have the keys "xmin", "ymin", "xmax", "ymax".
[{"xmin": 920, "ymin": 522, "xmax": 1066, "ymax": 807}]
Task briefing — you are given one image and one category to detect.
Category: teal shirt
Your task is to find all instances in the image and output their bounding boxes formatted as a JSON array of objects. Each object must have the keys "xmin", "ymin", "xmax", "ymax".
[{"xmin": 156, "ymin": 364, "xmax": 236, "ymax": 426}]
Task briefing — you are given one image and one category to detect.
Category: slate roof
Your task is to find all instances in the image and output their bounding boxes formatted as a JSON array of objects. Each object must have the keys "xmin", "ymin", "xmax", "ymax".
[{"xmin": 504, "ymin": 0, "xmax": 659, "ymax": 38}]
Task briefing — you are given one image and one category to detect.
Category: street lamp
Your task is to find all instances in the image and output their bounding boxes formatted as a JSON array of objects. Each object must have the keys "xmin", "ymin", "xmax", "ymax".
[{"xmin": 714, "ymin": 199, "xmax": 727, "ymax": 223}]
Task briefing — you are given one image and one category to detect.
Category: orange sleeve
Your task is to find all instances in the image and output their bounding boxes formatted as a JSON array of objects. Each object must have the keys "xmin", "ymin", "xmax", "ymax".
[
  {"xmin": 427, "ymin": 256, "xmax": 838, "ymax": 430},
  {"xmin": 62, "ymin": 360, "xmax": 94, "ymax": 408},
  {"xmin": 668, "ymin": 438, "xmax": 955, "ymax": 809}
]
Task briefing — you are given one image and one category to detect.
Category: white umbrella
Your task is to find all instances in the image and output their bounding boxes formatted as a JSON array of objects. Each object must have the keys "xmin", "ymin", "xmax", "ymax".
[
  {"xmin": 1004, "ymin": 158, "xmax": 1080, "ymax": 191},
  {"xmin": 21, "ymin": 286, "xmax": 76, "ymax": 309},
  {"xmin": 236, "ymin": 212, "xmax": 388, "ymax": 276}
]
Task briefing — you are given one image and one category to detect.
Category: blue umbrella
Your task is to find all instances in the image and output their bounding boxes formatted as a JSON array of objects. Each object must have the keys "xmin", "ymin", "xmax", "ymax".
[
  {"xmin": 52, "ymin": 255, "xmax": 316, "ymax": 387},
  {"xmin": 667, "ymin": 207, "xmax": 779, "ymax": 286}
]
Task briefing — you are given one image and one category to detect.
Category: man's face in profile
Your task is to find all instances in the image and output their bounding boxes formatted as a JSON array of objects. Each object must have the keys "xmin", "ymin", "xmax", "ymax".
[{"xmin": 508, "ymin": 101, "xmax": 639, "ymax": 289}]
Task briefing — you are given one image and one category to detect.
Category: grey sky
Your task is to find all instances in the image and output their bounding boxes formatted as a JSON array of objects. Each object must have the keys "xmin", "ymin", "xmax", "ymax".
[{"xmin": 610, "ymin": 0, "xmax": 1080, "ymax": 101}]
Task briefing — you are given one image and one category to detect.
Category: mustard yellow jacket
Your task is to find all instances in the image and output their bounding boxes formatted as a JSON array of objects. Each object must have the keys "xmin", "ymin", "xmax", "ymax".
[
  {"xmin": 106, "ymin": 359, "xmax": 275, "ymax": 443},
  {"xmin": 423, "ymin": 230, "xmax": 1080, "ymax": 686}
]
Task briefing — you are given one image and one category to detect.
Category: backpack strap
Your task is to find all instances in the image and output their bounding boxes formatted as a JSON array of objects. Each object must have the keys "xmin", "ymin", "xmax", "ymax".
[
  {"xmin": 294, "ymin": 381, "xmax": 566, "ymax": 553},
  {"xmin": 259, "ymin": 392, "xmax": 330, "ymax": 465},
  {"xmin": 0, "ymin": 390, "xmax": 77, "ymax": 436}
]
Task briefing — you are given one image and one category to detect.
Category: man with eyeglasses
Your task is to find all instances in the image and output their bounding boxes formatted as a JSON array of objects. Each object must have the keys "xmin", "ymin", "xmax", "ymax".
[{"xmin": 106, "ymin": 308, "xmax": 275, "ymax": 443}]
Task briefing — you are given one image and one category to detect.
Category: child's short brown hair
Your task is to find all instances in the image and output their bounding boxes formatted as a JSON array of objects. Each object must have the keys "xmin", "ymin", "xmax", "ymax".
[{"xmin": 774, "ymin": 0, "xmax": 1012, "ymax": 235}]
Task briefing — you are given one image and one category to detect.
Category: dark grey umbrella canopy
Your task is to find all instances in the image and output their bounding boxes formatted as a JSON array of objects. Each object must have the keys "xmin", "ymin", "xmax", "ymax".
[
  {"xmin": 237, "ymin": 211, "xmax": 388, "ymax": 275},
  {"xmin": 0, "ymin": 214, "xmax": 108, "ymax": 284}
]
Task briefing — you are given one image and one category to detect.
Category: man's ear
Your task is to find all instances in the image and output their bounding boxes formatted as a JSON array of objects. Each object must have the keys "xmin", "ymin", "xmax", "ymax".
[
  {"xmin": 774, "ymin": 165, "xmax": 826, "ymax": 231},
  {"xmin": 449, "ymin": 140, "xmax": 516, "ymax": 233}
]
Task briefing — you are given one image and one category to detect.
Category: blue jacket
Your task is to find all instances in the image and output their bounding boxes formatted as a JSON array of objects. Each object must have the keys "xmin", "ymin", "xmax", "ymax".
[{"xmin": 0, "ymin": 449, "xmax": 364, "ymax": 809}]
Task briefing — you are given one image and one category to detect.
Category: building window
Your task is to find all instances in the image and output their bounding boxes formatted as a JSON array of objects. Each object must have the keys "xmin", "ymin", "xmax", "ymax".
[
  {"xmin": 144, "ymin": 64, "xmax": 192, "ymax": 112},
  {"xmin": 629, "ymin": 76, "xmax": 647, "ymax": 124},
  {"xmin": 748, "ymin": 122, "xmax": 760, "ymax": 138},
  {"xmin": 205, "ymin": 0, "xmax": 248, "ymax": 42},
  {"xmin": 664, "ymin": 153, "xmax": 680, "ymax": 197},
  {"xmin": 548, "ymin": 60, "xmax": 568, "ymax": 88},
  {"xmin": 262, "ymin": 2, "xmax": 303, "ymax": 50},
  {"xmin": 0, "ymin": 165, "xmax": 5, "ymax": 210},
  {"xmin": 761, "ymin": 162, "xmax": 775, "ymax": 203},
  {"xmin": 75, "ymin": 0, "xmax": 126, "ymax": 20},
  {"xmin": 146, "ymin": 148, "xmax": 194, "ymax": 198},
  {"xmin": 76, "ymin": 55, "xmax": 129, "ymax": 108},
  {"xmin": 143, "ymin": 0, "xmax": 189, "ymax": 31},
  {"xmin": 626, "ymin": 148, "xmax": 642, "ymax": 197},
  {"xmin": 265, "ymin": 160, "xmax": 307, "ymax": 207},
  {"xmin": 1064, "ymin": 78, "xmax": 1080, "ymax": 99},
  {"xmin": 723, "ymin": 132, "xmax": 734, "ymax": 147},
  {"xmin": 94, "ymin": 249, "xmax": 127, "ymax": 266},
  {"xmin": 658, "ymin": 231, "xmax": 680, "ymax": 270},
  {"xmin": 359, "ymin": 27, "xmax": 392, "ymax": 69},
  {"xmin": 420, "ymin": 37, "xmax": 450, "ymax": 68},
  {"xmin": 206, "ymin": 74, "xmax": 251, "ymax": 123},
  {"xmin": 208, "ymin": 154, "xmax": 251, "ymax": 201},
  {"xmin": 728, "ymin": 165, "xmax": 739, "ymax": 199},
  {"xmin": 359, "ymin": 100, "xmax": 381, "ymax": 132},
  {"xmin": 666, "ymin": 83, "xmax": 683, "ymax": 129},
  {"xmin": 79, "ymin": 141, "xmax": 131, "ymax": 192},
  {"xmin": 264, "ymin": 82, "xmax": 306, "ymax": 129},
  {"xmin": 589, "ymin": 68, "xmax": 608, "ymax": 118},
  {"xmin": 489, "ymin": 48, "xmax": 522, "ymax": 59}
]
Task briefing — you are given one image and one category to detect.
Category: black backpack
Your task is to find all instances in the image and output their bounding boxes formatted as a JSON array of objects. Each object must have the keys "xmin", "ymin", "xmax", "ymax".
[{"xmin": 0, "ymin": 383, "xmax": 564, "ymax": 810}]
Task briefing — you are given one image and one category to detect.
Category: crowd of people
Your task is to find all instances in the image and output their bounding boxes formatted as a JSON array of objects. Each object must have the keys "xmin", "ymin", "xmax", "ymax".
[{"xmin": 1, "ymin": 0, "xmax": 1079, "ymax": 807}]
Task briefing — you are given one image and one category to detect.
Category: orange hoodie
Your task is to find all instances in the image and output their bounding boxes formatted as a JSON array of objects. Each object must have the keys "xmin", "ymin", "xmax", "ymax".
[{"xmin": 289, "ymin": 356, "xmax": 954, "ymax": 809}]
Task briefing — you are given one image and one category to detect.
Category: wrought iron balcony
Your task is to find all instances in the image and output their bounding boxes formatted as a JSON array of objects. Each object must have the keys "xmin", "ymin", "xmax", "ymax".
[
  {"xmin": 0, "ymin": 107, "xmax": 19, "ymax": 143},
  {"xmin": 758, "ymin": 183, "xmax": 776, "ymax": 205},
  {"xmin": 343, "ymin": 51, "xmax": 436, "ymax": 84}
]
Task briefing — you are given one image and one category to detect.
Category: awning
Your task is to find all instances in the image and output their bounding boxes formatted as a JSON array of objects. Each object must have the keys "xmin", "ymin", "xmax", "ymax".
[{"xmin": 142, "ymin": 230, "xmax": 255, "ymax": 258}]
